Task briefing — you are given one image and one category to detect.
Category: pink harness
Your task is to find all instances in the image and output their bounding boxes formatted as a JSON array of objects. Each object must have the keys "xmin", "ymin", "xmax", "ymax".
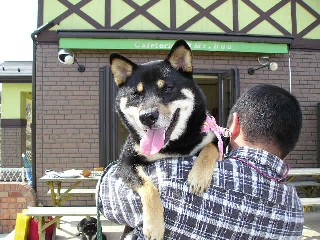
[{"xmin": 201, "ymin": 114, "xmax": 230, "ymax": 160}]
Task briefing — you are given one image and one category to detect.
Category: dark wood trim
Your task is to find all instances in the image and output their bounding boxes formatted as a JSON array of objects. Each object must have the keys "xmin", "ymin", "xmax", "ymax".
[
  {"xmin": 54, "ymin": 0, "xmax": 104, "ymax": 29},
  {"xmin": 288, "ymin": 0, "xmax": 320, "ymax": 50},
  {"xmin": 1, "ymin": 119, "xmax": 27, "ymax": 128},
  {"xmin": 233, "ymin": 0, "xmax": 239, "ymax": 32},
  {"xmin": 297, "ymin": 0, "xmax": 320, "ymax": 19},
  {"xmin": 37, "ymin": 0, "xmax": 319, "ymax": 49},
  {"xmin": 37, "ymin": 31, "xmax": 59, "ymax": 43},
  {"xmin": 38, "ymin": 0, "xmax": 44, "ymax": 27},
  {"xmin": 170, "ymin": 0, "xmax": 176, "ymax": 30},
  {"xmin": 294, "ymin": 0, "xmax": 320, "ymax": 39},
  {"xmin": 240, "ymin": 0, "xmax": 291, "ymax": 36},
  {"xmin": 291, "ymin": 38, "xmax": 320, "ymax": 50},
  {"xmin": 57, "ymin": 30, "xmax": 293, "ymax": 44},
  {"xmin": 298, "ymin": 19, "xmax": 320, "ymax": 39},
  {"xmin": 0, "ymin": 76, "xmax": 32, "ymax": 83},
  {"xmin": 291, "ymin": 0, "xmax": 297, "ymax": 36},
  {"xmin": 105, "ymin": 0, "xmax": 111, "ymax": 28},
  {"xmin": 112, "ymin": 0, "xmax": 169, "ymax": 30},
  {"xmin": 177, "ymin": 0, "xmax": 231, "ymax": 32}
]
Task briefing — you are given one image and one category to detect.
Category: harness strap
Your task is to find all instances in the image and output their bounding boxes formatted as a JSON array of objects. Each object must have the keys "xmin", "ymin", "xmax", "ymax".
[{"xmin": 201, "ymin": 114, "xmax": 231, "ymax": 160}]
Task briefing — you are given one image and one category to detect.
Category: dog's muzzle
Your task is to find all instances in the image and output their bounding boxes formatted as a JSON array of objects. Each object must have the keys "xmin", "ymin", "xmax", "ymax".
[{"xmin": 139, "ymin": 110, "xmax": 159, "ymax": 127}]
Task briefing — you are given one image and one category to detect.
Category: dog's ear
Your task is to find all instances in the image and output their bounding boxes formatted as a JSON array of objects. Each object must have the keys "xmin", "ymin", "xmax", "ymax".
[
  {"xmin": 110, "ymin": 53, "xmax": 137, "ymax": 86},
  {"xmin": 166, "ymin": 39, "xmax": 192, "ymax": 73}
]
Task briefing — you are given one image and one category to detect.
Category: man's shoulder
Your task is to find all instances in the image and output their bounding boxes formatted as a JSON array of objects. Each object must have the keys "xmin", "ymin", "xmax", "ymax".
[
  {"xmin": 214, "ymin": 157, "xmax": 301, "ymax": 209},
  {"xmin": 215, "ymin": 157, "xmax": 246, "ymax": 180}
]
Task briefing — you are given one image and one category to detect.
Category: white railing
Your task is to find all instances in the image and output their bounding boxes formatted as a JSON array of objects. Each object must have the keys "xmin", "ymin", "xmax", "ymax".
[{"xmin": 0, "ymin": 167, "xmax": 28, "ymax": 182}]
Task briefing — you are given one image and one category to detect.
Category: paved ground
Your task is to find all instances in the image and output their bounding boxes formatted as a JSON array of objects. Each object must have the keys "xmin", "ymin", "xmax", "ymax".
[
  {"xmin": 1, "ymin": 211, "xmax": 320, "ymax": 239},
  {"xmin": 0, "ymin": 216, "xmax": 123, "ymax": 240},
  {"xmin": 55, "ymin": 216, "xmax": 124, "ymax": 240},
  {"xmin": 302, "ymin": 212, "xmax": 320, "ymax": 240}
]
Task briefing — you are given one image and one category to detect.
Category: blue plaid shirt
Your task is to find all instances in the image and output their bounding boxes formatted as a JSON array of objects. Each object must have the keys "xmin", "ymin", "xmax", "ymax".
[{"xmin": 98, "ymin": 147, "xmax": 304, "ymax": 239}]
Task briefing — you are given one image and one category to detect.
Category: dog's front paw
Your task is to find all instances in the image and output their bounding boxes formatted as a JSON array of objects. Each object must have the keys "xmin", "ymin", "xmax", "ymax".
[
  {"xmin": 188, "ymin": 143, "xmax": 218, "ymax": 195},
  {"xmin": 187, "ymin": 167, "xmax": 212, "ymax": 195},
  {"xmin": 143, "ymin": 219, "xmax": 165, "ymax": 240}
]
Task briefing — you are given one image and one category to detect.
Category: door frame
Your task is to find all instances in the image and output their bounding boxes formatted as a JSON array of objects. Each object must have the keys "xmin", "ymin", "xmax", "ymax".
[
  {"xmin": 99, "ymin": 66, "xmax": 118, "ymax": 167},
  {"xmin": 195, "ymin": 68, "xmax": 240, "ymax": 126}
]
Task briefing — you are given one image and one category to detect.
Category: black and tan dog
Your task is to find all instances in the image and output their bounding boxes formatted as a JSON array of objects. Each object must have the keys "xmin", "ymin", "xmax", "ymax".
[
  {"xmin": 110, "ymin": 39, "xmax": 224, "ymax": 240},
  {"xmin": 77, "ymin": 217, "xmax": 107, "ymax": 240}
]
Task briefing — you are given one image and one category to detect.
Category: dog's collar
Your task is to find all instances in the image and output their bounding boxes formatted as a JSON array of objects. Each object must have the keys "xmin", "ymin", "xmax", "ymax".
[{"xmin": 201, "ymin": 114, "xmax": 231, "ymax": 160}]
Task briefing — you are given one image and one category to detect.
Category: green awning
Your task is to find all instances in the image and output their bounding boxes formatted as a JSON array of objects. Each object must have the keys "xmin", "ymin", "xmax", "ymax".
[{"xmin": 59, "ymin": 38, "xmax": 288, "ymax": 54}]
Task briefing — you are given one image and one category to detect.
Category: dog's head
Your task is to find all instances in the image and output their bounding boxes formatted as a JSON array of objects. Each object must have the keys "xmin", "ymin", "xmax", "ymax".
[
  {"xmin": 77, "ymin": 217, "xmax": 97, "ymax": 240},
  {"xmin": 110, "ymin": 39, "xmax": 207, "ymax": 157}
]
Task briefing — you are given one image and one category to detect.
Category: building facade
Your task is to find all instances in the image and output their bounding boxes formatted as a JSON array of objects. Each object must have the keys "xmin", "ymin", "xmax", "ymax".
[
  {"xmin": 0, "ymin": 61, "xmax": 32, "ymax": 168},
  {"xmin": 32, "ymin": 0, "xmax": 319, "ymax": 205}
]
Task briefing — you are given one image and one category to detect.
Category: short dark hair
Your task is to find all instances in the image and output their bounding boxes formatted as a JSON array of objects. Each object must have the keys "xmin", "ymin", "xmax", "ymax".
[{"xmin": 228, "ymin": 84, "xmax": 302, "ymax": 158}]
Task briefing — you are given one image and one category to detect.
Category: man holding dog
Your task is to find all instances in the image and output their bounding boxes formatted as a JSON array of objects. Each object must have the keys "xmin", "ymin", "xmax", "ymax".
[{"xmin": 98, "ymin": 84, "xmax": 303, "ymax": 239}]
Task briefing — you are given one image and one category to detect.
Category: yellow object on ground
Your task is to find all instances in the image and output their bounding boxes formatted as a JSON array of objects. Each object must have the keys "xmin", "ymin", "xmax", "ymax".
[{"xmin": 14, "ymin": 210, "xmax": 31, "ymax": 240}]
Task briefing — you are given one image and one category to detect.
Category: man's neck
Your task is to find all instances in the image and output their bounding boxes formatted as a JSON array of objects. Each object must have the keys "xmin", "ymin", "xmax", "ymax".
[{"xmin": 231, "ymin": 136, "xmax": 282, "ymax": 159}]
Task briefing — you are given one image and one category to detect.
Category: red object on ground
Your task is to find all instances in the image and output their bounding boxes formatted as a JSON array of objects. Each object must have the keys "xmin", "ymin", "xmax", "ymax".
[{"xmin": 28, "ymin": 217, "xmax": 55, "ymax": 240}]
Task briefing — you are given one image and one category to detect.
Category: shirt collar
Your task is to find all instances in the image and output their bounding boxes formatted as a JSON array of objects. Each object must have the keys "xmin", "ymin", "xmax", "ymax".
[{"xmin": 229, "ymin": 146, "xmax": 289, "ymax": 180}]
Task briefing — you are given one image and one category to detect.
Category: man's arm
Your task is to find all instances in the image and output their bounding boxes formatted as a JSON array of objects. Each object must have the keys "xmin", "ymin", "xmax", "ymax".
[
  {"xmin": 97, "ymin": 163, "xmax": 144, "ymax": 228},
  {"xmin": 97, "ymin": 156, "xmax": 196, "ymax": 227}
]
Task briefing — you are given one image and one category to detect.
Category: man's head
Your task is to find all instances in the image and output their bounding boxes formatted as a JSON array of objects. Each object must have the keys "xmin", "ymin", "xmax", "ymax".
[{"xmin": 227, "ymin": 84, "xmax": 302, "ymax": 158}]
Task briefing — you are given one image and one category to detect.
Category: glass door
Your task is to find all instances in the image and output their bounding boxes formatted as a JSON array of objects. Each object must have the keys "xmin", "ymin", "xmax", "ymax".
[
  {"xmin": 195, "ymin": 69, "xmax": 239, "ymax": 126},
  {"xmin": 218, "ymin": 69, "xmax": 239, "ymax": 126}
]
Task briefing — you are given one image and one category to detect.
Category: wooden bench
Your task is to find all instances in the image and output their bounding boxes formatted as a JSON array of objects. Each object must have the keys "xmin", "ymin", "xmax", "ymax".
[
  {"xmin": 25, "ymin": 206, "xmax": 98, "ymax": 240},
  {"xmin": 288, "ymin": 181, "xmax": 320, "ymax": 197},
  {"xmin": 46, "ymin": 188, "xmax": 96, "ymax": 205},
  {"xmin": 288, "ymin": 181, "xmax": 320, "ymax": 187},
  {"xmin": 47, "ymin": 188, "xmax": 96, "ymax": 195},
  {"xmin": 300, "ymin": 198, "xmax": 320, "ymax": 206}
]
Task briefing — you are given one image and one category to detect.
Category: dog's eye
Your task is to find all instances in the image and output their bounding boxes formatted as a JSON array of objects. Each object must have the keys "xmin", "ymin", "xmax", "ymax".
[
  {"xmin": 133, "ymin": 91, "xmax": 138, "ymax": 96},
  {"xmin": 164, "ymin": 85, "xmax": 174, "ymax": 93},
  {"xmin": 132, "ymin": 90, "xmax": 142, "ymax": 97}
]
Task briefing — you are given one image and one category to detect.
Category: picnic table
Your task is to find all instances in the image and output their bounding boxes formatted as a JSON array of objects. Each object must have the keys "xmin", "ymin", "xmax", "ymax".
[
  {"xmin": 39, "ymin": 170, "xmax": 101, "ymax": 207},
  {"xmin": 24, "ymin": 170, "xmax": 103, "ymax": 239},
  {"xmin": 287, "ymin": 168, "xmax": 320, "ymax": 208}
]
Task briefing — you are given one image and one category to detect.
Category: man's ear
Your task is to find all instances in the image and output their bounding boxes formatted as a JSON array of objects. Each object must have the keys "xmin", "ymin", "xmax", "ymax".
[
  {"xmin": 109, "ymin": 53, "xmax": 137, "ymax": 86},
  {"xmin": 229, "ymin": 112, "xmax": 240, "ymax": 139},
  {"xmin": 165, "ymin": 39, "xmax": 193, "ymax": 73}
]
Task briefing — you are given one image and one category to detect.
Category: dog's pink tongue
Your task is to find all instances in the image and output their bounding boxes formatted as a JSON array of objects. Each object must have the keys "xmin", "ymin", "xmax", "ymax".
[{"xmin": 140, "ymin": 128, "xmax": 165, "ymax": 156}]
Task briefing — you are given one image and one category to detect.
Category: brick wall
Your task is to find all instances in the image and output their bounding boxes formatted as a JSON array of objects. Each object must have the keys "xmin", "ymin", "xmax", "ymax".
[
  {"xmin": 288, "ymin": 50, "xmax": 320, "ymax": 167},
  {"xmin": 35, "ymin": 44, "xmax": 319, "ymax": 204},
  {"xmin": 35, "ymin": 44, "xmax": 102, "ymax": 206},
  {"xmin": 0, "ymin": 183, "xmax": 36, "ymax": 233},
  {"xmin": 1, "ymin": 126, "xmax": 26, "ymax": 167}
]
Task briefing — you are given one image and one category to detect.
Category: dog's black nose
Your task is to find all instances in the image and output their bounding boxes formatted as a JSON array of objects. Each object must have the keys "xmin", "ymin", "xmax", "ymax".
[{"xmin": 139, "ymin": 111, "xmax": 159, "ymax": 127}]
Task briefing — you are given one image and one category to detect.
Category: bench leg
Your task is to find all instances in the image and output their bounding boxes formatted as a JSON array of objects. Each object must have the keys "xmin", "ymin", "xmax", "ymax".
[
  {"xmin": 37, "ymin": 216, "xmax": 60, "ymax": 240},
  {"xmin": 37, "ymin": 217, "xmax": 45, "ymax": 240},
  {"xmin": 304, "ymin": 206, "xmax": 312, "ymax": 212},
  {"xmin": 300, "ymin": 186, "xmax": 319, "ymax": 197},
  {"xmin": 52, "ymin": 226, "xmax": 56, "ymax": 240}
]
